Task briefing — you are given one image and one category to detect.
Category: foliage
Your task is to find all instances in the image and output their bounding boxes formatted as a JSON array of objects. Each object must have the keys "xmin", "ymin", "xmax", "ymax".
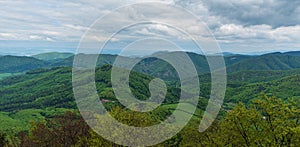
[
  {"xmin": 225, "ymin": 74, "xmax": 300, "ymax": 104},
  {"xmin": 3, "ymin": 52, "xmax": 300, "ymax": 146},
  {"xmin": 19, "ymin": 111, "xmax": 90, "ymax": 147},
  {"xmin": 0, "ymin": 73, "xmax": 22, "ymax": 80},
  {"xmin": 0, "ymin": 56, "xmax": 49, "ymax": 73},
  {"xmin": 0, "ymin": 65, "xmax": 182, "ymax": 112},
  {"xmin": 198, "ymin": 95, "xmax": 300, "ymax": 146},
  {"xmin": 0, "ymin": 94, "xmax": 296, "ymax": 146},
  {"xmin": 227, "ymin": 54, "xmax": 300, "ymax": 72},
  {"xmin": 0, "ymin": 133, "xmax": 9, "ymax": 147},
  {"xmin": 0, "ymin": 108, "xmax": 72, "ymax": 135}
]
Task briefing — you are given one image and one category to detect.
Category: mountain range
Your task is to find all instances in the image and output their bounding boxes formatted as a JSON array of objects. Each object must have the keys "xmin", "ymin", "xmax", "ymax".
[
  {"xmin": 1, "ymin": 51, "xmax": 300, "ymax": 139},
  {"xmin": 1, "ymin": 51, "xmax": 300, "ymax": 78}
]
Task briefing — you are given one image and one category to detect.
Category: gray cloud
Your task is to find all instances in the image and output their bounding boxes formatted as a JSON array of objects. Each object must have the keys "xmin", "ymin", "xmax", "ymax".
[
  {"xmin": 203, "ymin": 0, "xmax": 300, "ymax": 28},
  {"xmin": 0, "ymin": 0, "xmax": 299, "ymax": 54}
]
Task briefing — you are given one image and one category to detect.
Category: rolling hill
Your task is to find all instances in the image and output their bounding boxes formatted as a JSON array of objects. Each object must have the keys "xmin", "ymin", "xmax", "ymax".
[
  {"xmin": 2, "ymin": 60, "xmax": 300, "ymax": 112},
  {"xmin": 53, "ymin": 52, "xmax": 300, "ymax": 77},
  {"xmin": 0, "ymin": 65, "xmax": 185, "ymax": 112},
  {"xmin": 226, "ymin": 54, "xmax": 300, "ymax": 72},
  {"xmin": 0, "ymin": 55, "xmax": 49, "ymax": 73},
  {"xmin": 199, "ymin": 69, "xmax": 300, "ymax": 87},
  {"xmin": 52, "ymin": 52, "xmax": 250, "ymax": 80},
  {"xmin": 3, "ymin": 51, "xmax": 300, "ymax": 83},
  {"xmin": 279, "ymin": 51, "xmax": 300, "ymax": 57},
  {"xmin": 2, "ymin": 55, "xmax": 300, "ymax": 138},
  {"xmin": 225, "ymin": 74, "xmax": 300, "ymax": 104}
]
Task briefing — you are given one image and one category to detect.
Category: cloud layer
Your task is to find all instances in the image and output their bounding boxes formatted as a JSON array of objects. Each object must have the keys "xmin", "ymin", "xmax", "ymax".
[{"xmin": 0, "ymin": 0, "xmax": 299, "ymax": 55}]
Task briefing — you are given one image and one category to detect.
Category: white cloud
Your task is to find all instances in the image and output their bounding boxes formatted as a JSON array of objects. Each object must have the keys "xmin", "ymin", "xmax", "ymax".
[
  {"xmin": 216, "ymin": 24, "xmax": 300, "ymax": 43},
  {"xmin": 0, "ymin": 0, "xmax": 299, "ymax": 54}
]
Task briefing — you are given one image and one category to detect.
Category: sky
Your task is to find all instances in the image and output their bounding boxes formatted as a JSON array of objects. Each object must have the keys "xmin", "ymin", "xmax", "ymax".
[{"xmin": 0, "ymin": 0, "xmax": 300, "ymax": 56}]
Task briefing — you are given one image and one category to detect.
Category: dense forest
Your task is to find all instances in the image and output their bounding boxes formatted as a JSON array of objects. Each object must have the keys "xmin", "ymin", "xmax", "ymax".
[
  {"xmin": 1, "ymin": 51, "xmax": 300, "ymax": 146},
  {"xmin": 1, "ymin": 95, "xmax": 300, "ymax": 146}
]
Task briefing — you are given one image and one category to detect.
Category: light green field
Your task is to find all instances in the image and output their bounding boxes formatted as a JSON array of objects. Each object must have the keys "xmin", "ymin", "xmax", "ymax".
[
  {"xmin": 0, "ymin": 108, "xmax": 73, "ymax": 134},
  {"xmin": 159, "ymin": 103, "xmax": 203, "ymax": 126},
  {"xmin": 0, "ymin": 73, "xmax": 22, "ymax": 79}
]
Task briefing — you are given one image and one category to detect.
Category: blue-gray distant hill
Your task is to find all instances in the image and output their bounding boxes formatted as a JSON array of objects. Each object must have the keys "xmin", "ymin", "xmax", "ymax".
[
  {"xmin": 226, "ymin": 53, "xmax": 300, "ymax": 72},
  {"xmin": 3, "ymin": 51, "xmax": 300, "ymax": 79},
  {"xmin": 32, "ymin": 52, "xmax": 74, "ymax": 61},
  {"xmin": 0, "ymin": 55, "xmax": 49, "ymax": 73}
]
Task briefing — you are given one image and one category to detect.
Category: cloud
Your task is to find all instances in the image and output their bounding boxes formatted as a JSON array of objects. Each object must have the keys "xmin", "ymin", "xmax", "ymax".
[
  {"xmin": 216, "ymin": 24, "xmax": 300, "ymax": 42},
  {"xmin": 0, "ymin": 0, "xmax": 299, "ymax": 54},
  {"xmin": 202, "ymin": 0, "xmax": 300, "ymax": 27}
]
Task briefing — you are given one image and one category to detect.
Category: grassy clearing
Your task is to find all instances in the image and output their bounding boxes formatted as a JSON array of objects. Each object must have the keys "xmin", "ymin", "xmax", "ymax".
[
  {"xmin": 0, "ymin": 73, "xmax": 22, "ymax": 79},
  {"xmin": 0, "ymin": 108, "xmax": 73, "ymax": 134}
]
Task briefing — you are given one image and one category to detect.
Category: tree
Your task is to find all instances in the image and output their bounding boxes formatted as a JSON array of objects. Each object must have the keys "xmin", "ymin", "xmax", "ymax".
[
  {"xmin": 18, "ymin": 94, "xmax": 300, "ymax": 146},
  {"xmin": 0, "ymin": 133, "xmax": 9, "ymax": 147},
  {"xmin": 216, "ymin": 94, "xmax": 300, "ymax": 146},
  {"xmin": 19, "ymin": 111, "xmax": 90, "ymax": 147},
  {"xmin": 252, "ymin": 95, "xmax": 300, "ymax": 146}
]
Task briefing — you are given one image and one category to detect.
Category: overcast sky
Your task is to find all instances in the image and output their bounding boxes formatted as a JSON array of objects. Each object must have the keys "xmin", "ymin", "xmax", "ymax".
[{"xmin": 0, "ymin": 0, "xmax": 299, "ymax": 55}]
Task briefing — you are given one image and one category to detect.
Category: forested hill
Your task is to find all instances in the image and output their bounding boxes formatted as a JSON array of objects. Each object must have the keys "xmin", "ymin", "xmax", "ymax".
[
  {"xmin": 3, "ymin": 52, "xmax": 300, "ymax": 79},
  {"xmin": 225, "ymin": 74, "xmax": 300, "ymax": 104},
  {"xmin": 0, "ymin": 55, "xmax": 49, "ymax": 73},
  {"xmin": 0, "ymin": 65, "xmax": 184, "ymax": 112},
  {"xmin": 226, "ymin": 53, "xmax": 300, "ymax": 72},
  {"xmin": 1, "ymin": 53, "xmax": 300, "ymax": 146},
  {"xmin": 200, "ymin": 68, "xmax": 300, "ymax": 86},
  {"xmin": 2, "ymin": 63, "xmax": 300, "ymax": 112}
]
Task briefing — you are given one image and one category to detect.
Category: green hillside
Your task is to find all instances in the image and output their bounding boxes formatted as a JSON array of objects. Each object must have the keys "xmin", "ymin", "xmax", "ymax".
[
  {"xmin": 1, "ymin": 53, "xmax": 300, "ymax": 146},
  {"xmin": 53, "ymin": 52, "xmax": 247, "ymax": 74},
  {"xmin": 0, "ymin": 64, "xmax": 200, "ymax": 136},
  {"xmin": 0, "ymin": 56, "xmax": 49, "ymax": 73},
  {"xmin": 0, "ymin": 67, "xmax": 75, "ymax": 111},
  {"xmin": 4, "ymin": 52, "xmax": 300, "ymax": 80},
  {"xmin": 0, "ymin": 65, "xmax": 186, "ymax": 112},
  {"xmin": 227, "ymin": 54, "xmax": 300, "ymax": 72},
  {"xmin": 199, "ymin": 69, "xmax": 300, "ymax": 87},
  {"xmin": 225, "ymin": 74, "xmax": 300, "ymax": 104},
  {"xmin": 3, "ymin": 61, "xmax": 300, "ymax": 113},
  {"xmin": 3, "ymin": 52, "xmax": 300, "ymax": 112},
  {"xmin": 56, "ymin": 52, "xmax": 300, "ymax": 79},
  {"xmin": 227, "ymin": 69, "xmax": 300, "ymax": 86},
  {"xmin": 0, "ymin": 73, "xmax": 22, "ymax": 80},
  {"xmin": 0, "ymin": 108, "xmax": 72, "ymax": 133}
]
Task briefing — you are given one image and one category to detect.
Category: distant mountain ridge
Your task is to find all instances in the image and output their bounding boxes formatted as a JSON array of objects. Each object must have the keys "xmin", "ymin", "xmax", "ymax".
[
  {"xmin": 226, "ymin": 53, "xmax": 300, "ymax": 72},
  {"xmin": 32, "ymin": 52, "xmax": 73, "ymax": 61},
  {"xmin": 2, "ymin": 51, "xmax": 300, "ymax": 79},
  {"xmin": 0, "ymin": 55, "xmax": 49, "ymax": 73},
  {"xmin": 2, "ymin": 62, "xmax": 300, "ymax": 112},
  {"xmin": 284, "ymin": 51, "xmax": 300, "ymax": 56},
  {"xmin": 270, "ymin": 51, "xmax": 300, "ymax": 56}
]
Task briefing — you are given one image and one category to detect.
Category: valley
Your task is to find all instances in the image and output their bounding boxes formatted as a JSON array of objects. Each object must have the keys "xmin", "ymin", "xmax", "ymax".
[{"xmin": 1, "ymin": 51, "xmax": 300, "ymax": 146}]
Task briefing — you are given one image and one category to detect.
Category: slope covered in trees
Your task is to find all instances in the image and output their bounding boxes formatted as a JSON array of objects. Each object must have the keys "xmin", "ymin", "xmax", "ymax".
[
  {"xmin": 0, "ymin": 65, "xmax": 186, "ymax": 112},
  {"xmin": 1, "ymin": 95, "xmax": 299, "ymax": 146},
  {"xmin": 1, "ymin": 60, "xmax": 300, "ymax": 112},
  {"xmin": 4, "ymin": 52, "xmax": 300, "ymax": 81},
  {"xmin": 225, "ymin": 74, "xmax": 300, "ymax": 104},
  {"xmin": 1, "ymin": 52, "xmax": 300, "ymax": 146},
  {"xmin": 0, "ymin": 56, "xmax": 49, "ymax": 73},
  {"xmin": 226, "ymin": 54, "xmax": 300, "ymax": 72}
]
